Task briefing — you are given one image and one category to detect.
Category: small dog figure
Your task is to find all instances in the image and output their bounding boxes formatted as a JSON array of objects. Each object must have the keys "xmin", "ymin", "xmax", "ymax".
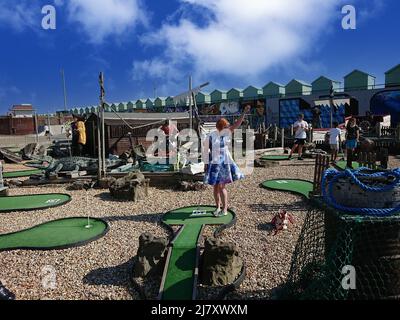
[{"xmin": 271, "ymin": 210, "xmax": 294, "ymax": 235}]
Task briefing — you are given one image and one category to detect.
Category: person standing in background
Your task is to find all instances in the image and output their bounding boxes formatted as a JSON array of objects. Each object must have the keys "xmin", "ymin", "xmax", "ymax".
[
  {"xmin": 329, "ymin": 122, "xmax": 342, "ymax": 163},
  {"xmin": 289, "ymin": 114, "xmax": 309, "ymax": 161},
  {"xmin": 70, "ymin": 115, "xmax": 86, "ymax": 156},
  {"xmin": 345, "ymin": 117, "xmax": 360, "ymax": 169}
]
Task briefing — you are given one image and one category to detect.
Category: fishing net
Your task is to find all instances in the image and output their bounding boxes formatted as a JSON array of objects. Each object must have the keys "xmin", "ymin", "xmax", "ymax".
[{"xmin": 282, "ymin": 168, "xmax": 400, "ymax": 300}]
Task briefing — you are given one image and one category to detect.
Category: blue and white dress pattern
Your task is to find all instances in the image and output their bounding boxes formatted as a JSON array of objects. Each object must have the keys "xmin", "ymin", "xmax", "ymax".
[{"xmin": 204, "ymin": 131, "xmax": 244, "ymax": 185}]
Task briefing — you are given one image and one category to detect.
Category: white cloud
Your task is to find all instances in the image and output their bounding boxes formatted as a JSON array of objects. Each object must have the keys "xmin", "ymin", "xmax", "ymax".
[
  {"xmin": 134, "ymin": 0, "xmax": 348, "ymax": 83},
  {"xmin": 66, "ymin": 0, "xmax": 147, "ymax": 44},
  {"xmin": 132, "ymin": 59, "xmax": 183, "ymax": 81},
  {"xmin": 0, "ymin": 0, "xmax": 40, "ymax": 32}
]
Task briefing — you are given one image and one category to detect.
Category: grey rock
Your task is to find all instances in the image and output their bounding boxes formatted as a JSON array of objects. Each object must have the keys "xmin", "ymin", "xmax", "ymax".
[
  {"xmin": 201, "ymin": 237, "xmax": 243, "ymax": 286},
  {"xmin": 109, "ymin": 172, "xmax": 148, "ymax": 201},
  {"xmin": 133, "ymin": 233, "xmax": 169, "ymax": 278}
]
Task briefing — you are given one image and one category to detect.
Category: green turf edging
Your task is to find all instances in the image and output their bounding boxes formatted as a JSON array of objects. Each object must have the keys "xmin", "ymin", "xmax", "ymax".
[
  {"xmin": 0, "ymin": 217, "xmax": 109, "ymax": 252},
  {"xmin": 3, "ymin": 169, "xmax": 43, "ymax": 178},
  {"xmin": 333, "ymin": 161, "xmax": 361, "ymax": 170},
  {"xmin": 0, "ymin": 193, "xmax": 72, "ymax": 213},
  {"xmin": 261, "ymin": 155, "xmax": 290, "ymax": 161},
  {"xmin": 159, "ymin": 205, "xmax": 237, "ymax": 301},
  {"xmin": 261, "ymin": 179, "xmax": 313, "ymax": 199}
]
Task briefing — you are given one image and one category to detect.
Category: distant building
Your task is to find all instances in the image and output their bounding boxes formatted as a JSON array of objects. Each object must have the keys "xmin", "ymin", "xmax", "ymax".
[
  {"xmin": 9, "ymin": 104, "xmax": 35, "ymax": 117},
  {"xmin": 344, "ymin": 69, "xmax": 376, "ymax": 91},
  {"xmin": 263, "ymin": 82, "xmax": 285, "ymax": 97},
  {"xmin": 285, "ymin": 79, "xmax": 312, "ymax": 96},
  {"xmin": 311, "ymin": 76, "xmax": 341, "ymax": 95},
  {"xmin": 385, "ymin": 64, "xmax": 400, "ymax": 88}
]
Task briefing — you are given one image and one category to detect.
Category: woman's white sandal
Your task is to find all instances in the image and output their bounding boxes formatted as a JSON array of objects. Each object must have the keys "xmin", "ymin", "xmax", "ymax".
[{"xmin": 213, "ymin": 208, "xmax": 221, "ymax": 217}]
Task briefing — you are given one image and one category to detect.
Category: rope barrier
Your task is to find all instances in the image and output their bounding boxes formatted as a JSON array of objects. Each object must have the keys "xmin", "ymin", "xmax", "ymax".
[{"xmin": 322, "ymin": 167, "xmax": 400, "ymax": 216}]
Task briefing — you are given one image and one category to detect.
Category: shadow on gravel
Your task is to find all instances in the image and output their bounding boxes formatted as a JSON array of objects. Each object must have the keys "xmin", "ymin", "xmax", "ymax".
[
  {"xmin": 257, "ymin": 223, "xmax": 275, "ymax": 233},
  {"xmin": 249, "ymin": 201, "xmax": 309, "ymax": 214},
  {"xmin": 222, "ymin": 283, "xmax": 289, "ymax": 301},
  {"xmin": 83, "ymin": 258, "xmax": 139, "ymax": 299},
  {"xmin": 101, "ymin": 213, "xmax": 163, "ymax": 224}
]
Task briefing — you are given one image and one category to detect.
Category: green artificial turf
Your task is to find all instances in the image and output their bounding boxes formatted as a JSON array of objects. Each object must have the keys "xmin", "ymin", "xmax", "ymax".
[
  {"xmin": 0, "ymin": 194, "xmax": 71, "ymax": 212},
  {"xmin": 261, "ymin": 179, "xmax": 313, "ymax": 199},
  {"xmin": 261, "ymin": 155, "xmax": 290, "ymax": 161},
  {"xmin": 0, "ymin": 217, "xmax": 108, "ymax": 251},
  {"xmin": 161, "ymin": 206, "xmax": 234, "ymax": 300},
  {"xmin": 3, "ymin": 169, "xmax": 43, "ymax": 178},
  {"xmin": 334, "ymin": 161, "xmax": 360, "ymax": 170}
]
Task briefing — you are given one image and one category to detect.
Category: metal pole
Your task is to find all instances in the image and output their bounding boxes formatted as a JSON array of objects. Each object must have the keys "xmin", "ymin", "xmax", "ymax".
[
  {"xmin": 47, "ymin": 113, "xmax": 52, "ymax": 140},
  {"xmin": 35, "ymin": 112, "xmax": 39, "ymax": 143},
  {"xmin": 61, "ymin": 69, "xmax": 68, "ymax": 112},
  {"xmin": 100, "ymin": 73, "xmax": 106, "ymax": 177},
  {"xmin": 329, "ymin": 85, "xmax": 334, "ymax": 128},
  {"xmin": 281, "ymin": 128, "xmax": 285, "ymax": 148},
  {"xmin": 97, "ymin": 108, "xmax": 102, "ymax": 180},
  {"xmin": 97, "ymin": 73, "xmax": 104, "ymax": 181},
  {"xmin": 189, "ymin": 76, "xmax": 193, "ymax": 131}
]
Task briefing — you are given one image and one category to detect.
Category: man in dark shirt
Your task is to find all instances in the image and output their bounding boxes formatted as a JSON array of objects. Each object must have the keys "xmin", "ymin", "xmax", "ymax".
[{"xmin": 345, "ymin": 117, "xmax": 360, "ymax": 169}]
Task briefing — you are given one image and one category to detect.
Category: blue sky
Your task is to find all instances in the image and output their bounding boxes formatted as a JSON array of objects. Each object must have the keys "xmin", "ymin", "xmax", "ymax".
[{"xmin": 0, "ymin": 0, "xmax": 399, "ymax": 114}]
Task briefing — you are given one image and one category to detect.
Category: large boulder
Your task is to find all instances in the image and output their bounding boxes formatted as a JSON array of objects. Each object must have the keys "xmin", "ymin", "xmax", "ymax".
[
  {"xmin": 109, "ymin": 172, "xmax": 148, "ymax": 201},
  {"xmin": 201, "ymin": 237, "xmax": 243, "ymax": 286},
  {"xmin": 133, "ymin": 233, "xmax": 169, "ymax": 278}
]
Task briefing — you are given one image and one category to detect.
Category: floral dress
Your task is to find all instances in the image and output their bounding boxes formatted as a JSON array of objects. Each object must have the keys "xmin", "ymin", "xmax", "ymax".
[{"xmin": 204, "ymin": 131, "xmax": 244, "ymax": 186}]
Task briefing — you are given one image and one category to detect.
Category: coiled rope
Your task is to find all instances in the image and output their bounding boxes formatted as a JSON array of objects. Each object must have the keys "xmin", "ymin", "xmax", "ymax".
[{"xmin": 321, "ymin": 167, "xmax": 400, "ymax": 216}]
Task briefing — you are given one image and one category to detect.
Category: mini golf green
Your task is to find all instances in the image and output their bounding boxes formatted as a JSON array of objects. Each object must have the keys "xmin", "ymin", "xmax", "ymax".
[
  {"xmin": 3, "ymin": 169, "xmax": 43, "ymax": 178},
  {"xmin": 334, "ymin": 161, "xmax": 360, "ymax": 170},
  {"xmin": 261, "ymin": 155, "xmax": 290, "ymax": 161},
  {"xmin": 160, "ymin": 206, "xmax": 235, "ymax": 300},
  {"xmin": 0, "ymin": 217, "xmax": 109, "ymax": 251},
  {"xmin": 261, "ymin": 179, "xmax": 313, "ymax": 199},
  {"xmin": 0, "ymin": 194, "xmax": 71, "ymax": 213}
]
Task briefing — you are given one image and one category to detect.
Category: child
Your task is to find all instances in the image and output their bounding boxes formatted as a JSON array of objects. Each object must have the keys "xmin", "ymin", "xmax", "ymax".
[
  {"xmin": 329, "ymin": 122, "xmax": 342, "ymax": 163},
  {"xmin": 289, "ymin": 114, "xmax": 309, "ymax": 161}
]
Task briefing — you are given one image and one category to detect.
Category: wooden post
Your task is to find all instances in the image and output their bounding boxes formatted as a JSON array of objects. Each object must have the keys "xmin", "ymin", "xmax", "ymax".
[
  {"xmin": 377, "ymin": 123, "xmax": 382, "ymax": 138},
  {"xmin": 313, "ymin": 154, "xmax": 330, "ymax": 195}
]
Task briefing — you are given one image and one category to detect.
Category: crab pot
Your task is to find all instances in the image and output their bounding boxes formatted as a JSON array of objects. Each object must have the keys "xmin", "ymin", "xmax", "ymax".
[
  {"xmin": 323, "ymin": 205, "xmax": 400, "ymax": 300},
  {"xmin": 328, "ymin": 173, "xmax": 400, "ymax": 210}
]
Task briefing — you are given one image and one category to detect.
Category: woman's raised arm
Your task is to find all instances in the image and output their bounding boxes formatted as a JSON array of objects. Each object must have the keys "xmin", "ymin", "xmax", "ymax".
[{"xmin": 230, "ymin": 105, "xmax": 251, "ymax": 132}]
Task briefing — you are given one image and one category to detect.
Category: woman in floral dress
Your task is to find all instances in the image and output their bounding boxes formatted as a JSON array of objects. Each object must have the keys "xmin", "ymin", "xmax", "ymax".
[{"xmin": 204, "ymin": 105, "xmax": 251, "ymax": 216}]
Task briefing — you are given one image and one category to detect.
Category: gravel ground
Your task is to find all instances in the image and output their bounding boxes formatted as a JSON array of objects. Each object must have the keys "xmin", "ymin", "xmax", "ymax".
[{"xmin": 1, "ymin": 157, "xmax": 399, "ymax": 300}]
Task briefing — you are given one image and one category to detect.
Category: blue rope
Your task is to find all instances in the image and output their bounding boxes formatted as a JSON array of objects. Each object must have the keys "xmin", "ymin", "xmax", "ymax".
[{"xmin": 322, "ymin": 168, "xmax": 400, "ymax": 216}]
